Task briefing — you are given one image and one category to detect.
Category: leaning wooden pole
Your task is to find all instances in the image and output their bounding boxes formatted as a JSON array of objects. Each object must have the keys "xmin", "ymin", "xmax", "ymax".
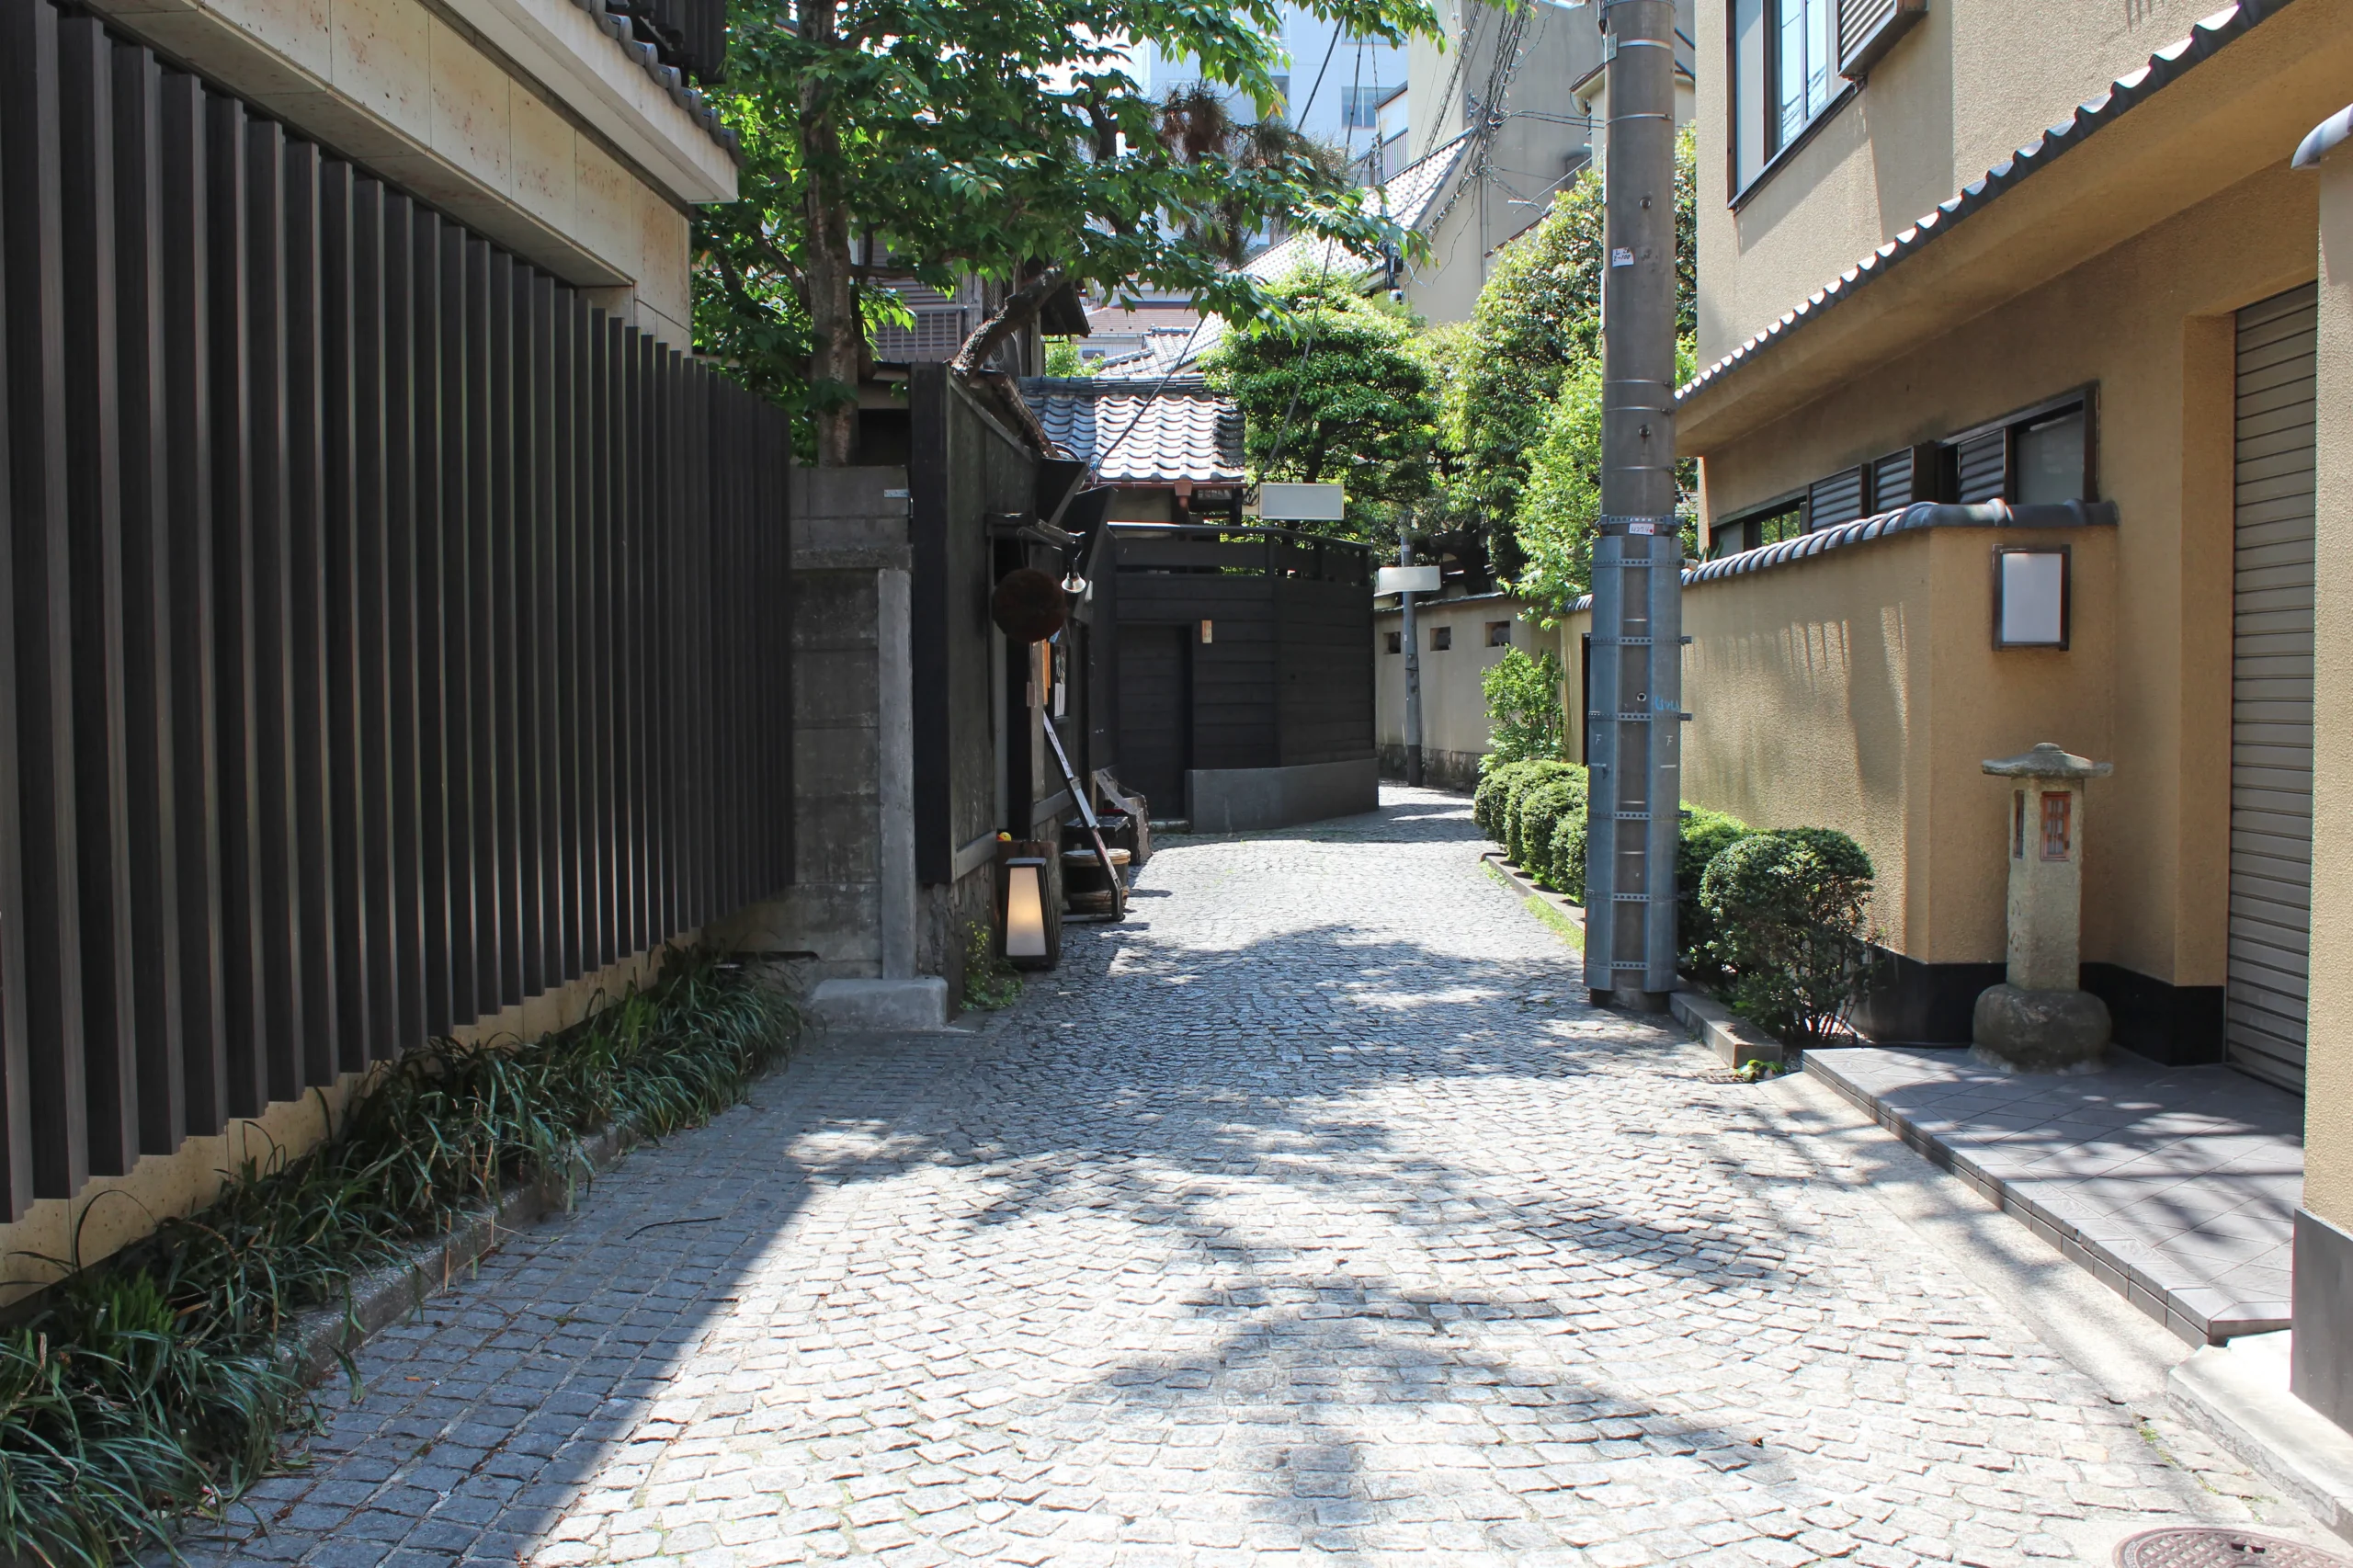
[{"xmin": 1583, "ymin": 0, "xmax": 1683, "ymax": 1010}]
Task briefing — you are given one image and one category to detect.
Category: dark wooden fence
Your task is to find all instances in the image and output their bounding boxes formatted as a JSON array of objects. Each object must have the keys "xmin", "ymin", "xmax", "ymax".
[
  {"xmin": 1107, "ymin": 524, "xmax": 1375, "ymax": 811},
  {"xmin": 0, "ymin": 0, "xmax": 794, "ymax": 1219}
]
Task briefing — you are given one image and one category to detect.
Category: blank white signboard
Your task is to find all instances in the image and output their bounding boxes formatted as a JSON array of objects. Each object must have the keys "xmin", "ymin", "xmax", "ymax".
[{"xmin": 1999, "ymin": 551, "xmax": 2066, "ymax": 646}]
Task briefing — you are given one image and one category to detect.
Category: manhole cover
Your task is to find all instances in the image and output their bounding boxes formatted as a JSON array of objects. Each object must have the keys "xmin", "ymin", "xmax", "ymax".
[{"xmin": 2117, "ymin": 1529, "xmax": 2353, "ymax": 1568}]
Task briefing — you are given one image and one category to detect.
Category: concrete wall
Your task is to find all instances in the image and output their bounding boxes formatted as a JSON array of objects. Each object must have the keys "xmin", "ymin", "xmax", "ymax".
[
  {"xmin": 2308, "ymin": 140, "xmax": 2353, "ymax": 1242},
  {"xmin": 712, "ymin": 468, "xmax": 915, "ymax": 984},
  {"xmin": 1563, "ymin": 524, "xmax": 2116, "ymax": 971},
  {"xmin": 1692, "ymin": 0, "xmax": 2302, "ymax": 366},
  {"xmin": 1374, "ymin": 594, "xmax": 1548, "ymax": 790},
  {"xmin": 86, "ymin": 0, "xmax": 730, "ymax": 347}
]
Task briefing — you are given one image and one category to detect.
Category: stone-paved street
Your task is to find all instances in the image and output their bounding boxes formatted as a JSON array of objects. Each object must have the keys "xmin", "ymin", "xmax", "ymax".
[{"xmin": 190, "ymin": 788, "xmax": 2299, "ymax": 1568}]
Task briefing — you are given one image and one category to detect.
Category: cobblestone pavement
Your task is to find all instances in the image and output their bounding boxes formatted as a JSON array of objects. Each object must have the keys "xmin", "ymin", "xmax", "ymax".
[{"xmin": 188, "ymin": 788, "xmax": 2300, "ymax": 1568}]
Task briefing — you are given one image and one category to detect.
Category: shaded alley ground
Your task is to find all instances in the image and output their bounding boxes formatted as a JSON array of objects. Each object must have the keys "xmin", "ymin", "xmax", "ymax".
[{"xmin": 184, "ymin": 787, "xmax": 2322, "ymax": 1568}]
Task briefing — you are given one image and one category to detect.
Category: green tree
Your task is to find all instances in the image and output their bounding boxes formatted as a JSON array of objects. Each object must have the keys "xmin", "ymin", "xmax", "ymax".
[
  {"xmin": 1042, "ymin": 338, "xmax": 1095, "ymax": 377},
  {"xmin": 1439, "ymin": 126, "xmax": 1696, "ymax": 532},
  {"xmin": 698, "ymin": 0, "xmax": 1440, "ymax": 463},
  {"xmin": 1203, "ymin": 267, "xmax": 1440, "ymax": 540},
  {"xmin": 1479, "ymin": 647, "xmax": 1566, "ymax": 769},
  {"xmin": 1507, "ymin": 338, "xmax": 1699, "ymax": 616}
]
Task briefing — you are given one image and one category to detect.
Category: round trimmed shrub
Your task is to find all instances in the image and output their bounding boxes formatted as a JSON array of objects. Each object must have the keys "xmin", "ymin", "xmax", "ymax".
[
  {"xmin": 1549, "ymin": 803, "xmax": 1589, "ymax": 901},
  {"xmin": 1474, "ymin": 760, "xmax": 1542, "ymax": 841},
  {"xmin": 1517, "ymin": 778, "xmax": 1585, "ymax": 890},
  {"xmin": 1699, "ymin": 827, "xmax": 1876, "ymax": 1048},
  {"xmin": 1677, "ymin": 807, "xmax": 1755, "ymax": 976},
  {"xmin": 1505, "ymin": 762, "xmax": 1585, "ymax": 865}
]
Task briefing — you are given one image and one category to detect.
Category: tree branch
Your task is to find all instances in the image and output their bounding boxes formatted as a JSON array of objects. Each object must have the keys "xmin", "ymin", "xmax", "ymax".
[{"xmin": 948, "ymin": 264, "xmax": 1069, "ymax": 377}]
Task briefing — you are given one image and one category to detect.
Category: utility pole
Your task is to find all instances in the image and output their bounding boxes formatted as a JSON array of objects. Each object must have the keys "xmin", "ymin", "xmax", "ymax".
[
  {"xmin": 1582, "ymin": 0, "xmax": 1682, "ymax": 1010},
  {"xmin": 1400, "ymin": 526, "xmax": 1425, "ymax": 787}
]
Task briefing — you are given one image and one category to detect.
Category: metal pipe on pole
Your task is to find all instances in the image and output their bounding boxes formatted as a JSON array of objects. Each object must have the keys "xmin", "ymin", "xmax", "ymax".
[
  {"xmin": 1400, "ymin": 526, "xmax": 1425, "ymax": 787},
  {"xmin": 1582, "ymin": 0, "xmax": 1683, "ymax": 1010}
]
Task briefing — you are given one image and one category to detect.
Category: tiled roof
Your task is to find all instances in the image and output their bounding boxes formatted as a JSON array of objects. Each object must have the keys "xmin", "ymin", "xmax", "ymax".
[
  {"xmin": 1563, "ymin": 499, "xmax": 2120, "ymax": 613},
  {"xmin": 1018, "ymin": 377, "xmax": 1245, "ymax": 486},
  {"xmin": 1092, "ymin": 132, "xmax": 1474, "ymax": 381},
  {"xmin": 565, "ymin": 0, "xmax": 743, "ymax": 163},
  {"xmin": 1678, "ymin": 0, "xmax": 2278, "ymax": 405}
]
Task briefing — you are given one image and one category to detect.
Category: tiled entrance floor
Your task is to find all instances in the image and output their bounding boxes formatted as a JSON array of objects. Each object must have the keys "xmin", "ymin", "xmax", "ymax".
[{"xmin": 1805, "ymin": 1045, "xmax": 2303, "ymax": 1345}]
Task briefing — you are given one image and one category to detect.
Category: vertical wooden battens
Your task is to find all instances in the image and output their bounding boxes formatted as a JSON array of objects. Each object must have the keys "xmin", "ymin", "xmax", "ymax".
[{"xmin": 0, "ymin": 0, "xmax": 794, "ymax": 1217}]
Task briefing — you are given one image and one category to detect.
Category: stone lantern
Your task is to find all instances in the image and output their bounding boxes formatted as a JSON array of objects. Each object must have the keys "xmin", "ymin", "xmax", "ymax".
[{"xmin": 1974, "ymin": 743, "xmax": 2114, "ymax": 1071}]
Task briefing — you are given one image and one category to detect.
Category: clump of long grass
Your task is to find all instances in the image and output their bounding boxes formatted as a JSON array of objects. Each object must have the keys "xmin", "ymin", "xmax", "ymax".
[{"xmin": 0, "ymin": 945, "xmax": 794, "ymax": 1568}]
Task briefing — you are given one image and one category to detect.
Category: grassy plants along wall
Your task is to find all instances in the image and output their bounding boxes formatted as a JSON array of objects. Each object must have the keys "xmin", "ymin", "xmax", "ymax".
[{"xmin": 0, "ymin": 948, "xmax": 796, "ymax": 1568}]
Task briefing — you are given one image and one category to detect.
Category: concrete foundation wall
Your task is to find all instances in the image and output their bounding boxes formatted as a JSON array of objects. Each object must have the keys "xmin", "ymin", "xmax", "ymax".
[
  {"xmin": 1376, "ymin": 744, "xmax": 1486, "ymax": 793},
  {"xmin": 711, "ymin": 468, "xmax": 914, "ymax": 983},
  {"xmin": 1188, "ymin": 759, "xmax": 1380, "ymax": 833}
]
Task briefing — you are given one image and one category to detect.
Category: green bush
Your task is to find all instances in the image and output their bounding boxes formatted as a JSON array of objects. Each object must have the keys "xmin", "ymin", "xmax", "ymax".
[
  {"xmin": 1472, "ymin": 759, "xmax": 1539, "ymax": 840},
  {"xmin": 1504, "ymin": 762, "xmax": 1585, "ymax": 865},
  {"xmin": 1549, "ymin": 806, "xmax": 1588, "ymax": 900},
  {"xmin": 1700, "ymin": 827, "xmax": 1876, "ymax": 1049},
  {"xmin": 1546, "ymin": 802, "xmax": 1750, "ymax": 927},
  {"xmin": 1517, "ymin": 778, "xmax": 1586, "ymax": 890},
  {"xmin": 1677, "ymin": 807, "xmax": 1755, "ymax": 977},
  {"xmin": 1479, "ymin": 647, "xmax": 1566, "ymax": 770},
  {"xmin": 0, "ymin": 948, "xmax": 796, "ymax": 1568}
]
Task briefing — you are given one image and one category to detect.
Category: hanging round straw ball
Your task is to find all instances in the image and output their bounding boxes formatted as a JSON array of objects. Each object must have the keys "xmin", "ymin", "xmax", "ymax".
[{"xmin": 991, "ymin": 567, "xmax": 1067, "ymax": 642}]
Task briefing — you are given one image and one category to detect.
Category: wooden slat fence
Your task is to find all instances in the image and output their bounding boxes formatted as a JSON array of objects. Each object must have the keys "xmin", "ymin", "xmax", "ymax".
[{"xmin": 0, "ymin": 0, "xmax": 794, "ymax": 1218}]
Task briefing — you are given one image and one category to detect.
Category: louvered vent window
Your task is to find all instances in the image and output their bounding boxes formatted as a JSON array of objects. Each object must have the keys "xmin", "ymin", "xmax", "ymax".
[
  {"xmin": 1806, "ymin": 466, "xmax": 1867, "ymax": 530},
  {"xmin": 1942, "ymin": 392, "xmax": 2094, "ymax": 506},
  {"xmin": 1871, "ymin": 444, "xmax": 1937, "ymax": 509},
  {"xmin": 1953, "ymin": 431, "xmax": 2006, "ymax": 504},
  {"xmin": 1836, "ymin": 0, "xmax": 1927, "ymax": 80}
]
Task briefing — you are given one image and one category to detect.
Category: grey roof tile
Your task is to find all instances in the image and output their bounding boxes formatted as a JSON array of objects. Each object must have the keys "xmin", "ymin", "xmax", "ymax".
[{"xmin": 1017, "ymin": 377, "xmax": 1245, "ymax": 485}]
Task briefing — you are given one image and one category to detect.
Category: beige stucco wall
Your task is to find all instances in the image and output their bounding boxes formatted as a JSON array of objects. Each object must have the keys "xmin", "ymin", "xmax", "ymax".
[
  {"xmin": 1687, "ymin": 166, "xmax": 2315, "ymax": 996},
  {"xmin": 1691, "ymin": 0, "xmax": 2320, "ymax": 366},
  {"xmin": 0, "ymin": 939, "xmax": 688, "ymax": 1307},
  {"xmin": 1561, "ymin": 524, "xmax": 2113, "ymax": 966},
  {"xmin": 2308, "ymin": 145, "xmax": 2353, "ymax": 1232},
  {"xmin": 1374, "ymin": 595, "xmax": 1546, "ymax": 762},
  {"xmin": 90, "ymin": 0, "xmax": 724, "ymax": 347}
]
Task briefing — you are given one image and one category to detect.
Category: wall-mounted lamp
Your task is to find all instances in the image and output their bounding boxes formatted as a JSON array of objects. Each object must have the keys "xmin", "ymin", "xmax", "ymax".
[
  {"xmin": 1993, "ymin": 547, "xmax": 2070, "ymax": 648},
  {"xmin": 1004, "ymin": 857, "xmax": 1049, "ymax": 960}
]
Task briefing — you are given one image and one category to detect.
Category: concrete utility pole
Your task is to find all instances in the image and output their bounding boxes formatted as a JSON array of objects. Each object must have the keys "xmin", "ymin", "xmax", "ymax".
[
  {"xmin": 1582, "ymin": 0, "xmax": 1683, "ymax": 1010},
  {"xmin": 1400, "ymin": 526, "xmax": 1425, "ymax": 787}
]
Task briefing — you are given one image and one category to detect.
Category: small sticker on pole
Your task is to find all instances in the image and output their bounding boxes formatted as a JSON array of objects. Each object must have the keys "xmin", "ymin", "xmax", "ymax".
[{"xmin": 1610, "ymin": 247, "xmax": 1635, "ymax": 267}]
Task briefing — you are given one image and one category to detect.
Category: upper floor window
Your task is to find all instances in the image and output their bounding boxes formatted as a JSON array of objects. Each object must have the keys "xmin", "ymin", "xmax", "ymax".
[
  {"xmin": 1731, "ymin": 0, "xmax": 1842, "ymax": 196},
  {"xmin": 1342, "ymin": 86, "xmax": 1382, "ymax": 129}
]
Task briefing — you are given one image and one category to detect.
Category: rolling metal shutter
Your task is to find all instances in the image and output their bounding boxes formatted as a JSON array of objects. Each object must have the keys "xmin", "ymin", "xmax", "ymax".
[{"xmin": 2226, "ymin": 282, "xmax": 2317, "ymax": 1092}]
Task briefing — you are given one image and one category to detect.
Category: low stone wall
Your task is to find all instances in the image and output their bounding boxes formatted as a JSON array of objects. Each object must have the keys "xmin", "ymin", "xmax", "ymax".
[
  {"xmin": 1377, "ymin": 744, "xmax": 1485, "ymax": 793},
  {"xmin": 1188, "ymin": 759, "xmax": 1380, "ymax": 832}
]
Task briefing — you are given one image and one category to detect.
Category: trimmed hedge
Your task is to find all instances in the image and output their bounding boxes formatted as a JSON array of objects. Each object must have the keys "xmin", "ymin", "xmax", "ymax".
[{"xmin": 1518, "ymin": 778, "xmax": 1586, "ymax": 890}]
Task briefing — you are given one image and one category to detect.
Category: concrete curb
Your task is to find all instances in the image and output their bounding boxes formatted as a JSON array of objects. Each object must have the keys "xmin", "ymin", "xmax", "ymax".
[
  {"xmin": 1803, "ymin": 1048, "xmax": 2286, "ymax": 1346},
  {"xmin": 1668, "ymin": 986, "xmax": 1785, "ymax": 1070},
  {"xmin": 1481, "ymin": 850, "xmax": 1782, "ymax": 1070},
  {"xmin": 2170, "ymin": 1336, "xmax": 2353, "ymax": 1543},
  {"xmin": 283, "ymin": 1119, "xmax": 643, "ymax": 1391}
]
